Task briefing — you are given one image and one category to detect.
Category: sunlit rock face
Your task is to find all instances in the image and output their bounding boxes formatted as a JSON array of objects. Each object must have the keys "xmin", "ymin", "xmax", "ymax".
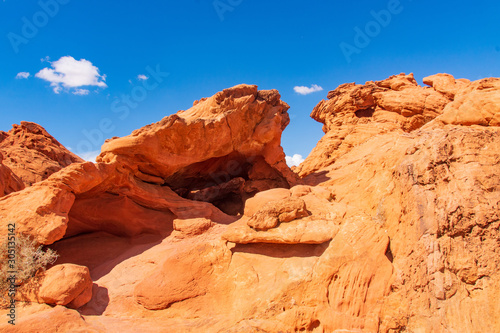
[{"xmin": 1, "ymin": 75, "xmax": 500, "ymax": 333}]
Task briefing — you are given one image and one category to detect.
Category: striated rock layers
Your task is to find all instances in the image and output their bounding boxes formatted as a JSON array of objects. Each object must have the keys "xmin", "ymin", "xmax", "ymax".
[{"xmin": 1, "ymin": 75, "xmax": 499, "ymax": 332}]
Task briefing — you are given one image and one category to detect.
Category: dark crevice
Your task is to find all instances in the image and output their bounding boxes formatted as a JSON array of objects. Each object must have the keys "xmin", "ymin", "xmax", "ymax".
[
  {"xmin": 385, "ymin": 240, "xmax": 394, "ymax": 263},
  {"xmin": 355, "ymin": 107, "xmax": 375, "ymax": 118},
  {"xmin": 164, "ymin": 153, "xmax": 289, "ymax": 215}
]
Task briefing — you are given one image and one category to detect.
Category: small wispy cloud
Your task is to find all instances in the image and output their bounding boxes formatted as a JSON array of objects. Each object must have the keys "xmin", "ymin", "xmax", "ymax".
[
  {"xmin": 293, "ymin": 84, "xmax": 323, "ymax": 95},
  {"xmin": 137, "ymin": 74, "xmax": 148, "ymax": 81},
  {"xmin": 15, "ymin": 72, "xmax": 30, "ymax": 79},
  {"xmin": 285, "ymin": 154, "xmax": 305, "ymax": 167},
  {"xmin": 35, "ymin": 56, "xmax": 107, "ymax": 94},
  {"xmin": 77, "ymin": 150, "xmax": 100, "ymax": 162},
  {"xmin": 73, "ymin": 88, "xmax": 90, "ymax": 96}
]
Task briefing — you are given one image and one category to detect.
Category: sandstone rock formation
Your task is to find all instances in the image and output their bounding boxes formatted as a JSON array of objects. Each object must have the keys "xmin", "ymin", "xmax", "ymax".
[
  {"xmin": 0, "ymin": 85, "xmax": 295, "ymax": 245},
  {"xmin": 0, "ymin": 121, "xmax": 83, "ymax": 186},
  {"xmin": 17, "ymin": 264, "xmax": 93, "ymax": 309},
  {"xmin": 1, "ymin": 76, "xmax": 499, "ymax": 332},
  {"xmin": 0, "ymin": 152, "xmax": 24, "ymax": 197},
  {"xmin": 296, "ymin": 73, "xmax": 451, "ymax": 176}
]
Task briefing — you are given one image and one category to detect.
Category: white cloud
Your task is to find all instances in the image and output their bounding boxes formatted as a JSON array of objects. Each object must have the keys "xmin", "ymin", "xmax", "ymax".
[
  {"xmin": 41, "ymin": 56, "xmax": 50, "ymax": 63},
  {"xmin": 77, "ymin": 150, "xmax": 100, "ymax": 162},
  {"xmin": 137, "ymin": 74, "xmax": 148, "ymax": 80},
  {"xmin": 35, "ymin": 56, "xmax": 107, "ymax": 94},
  {"xmin": 285, "ymin": 154, "xmax": 305, "ymax": 167},
  {"xmin": 15, "ymin": 72, "xmax": 30, "ymax": 79},
  {"xmin": 73, "ymin": 89, "xmax": 90, "ymax": 95},
  {"xmin": 293, "ymin": 84, "xmax": 323, "ymax": 95}
]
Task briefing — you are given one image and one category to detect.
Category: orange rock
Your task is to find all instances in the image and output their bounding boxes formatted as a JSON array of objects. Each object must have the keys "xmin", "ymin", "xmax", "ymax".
[
  {"xmin": 435, "ymin": 77, "xmax": 500, "ymax": 126},
  {"xmin": 243, "ymin": 187, "xmax": 291, "ymax": 217},
  {"xmin": 223, "ymin": 217, "xmax": 337, "ymax": 244},
  {"xmin": 247, "ymin": 197, "xmax": 309, "ymax": 231},
  {"xmin": 0, "ymin": 121, "xmax": 83, "ymax": 186},
  {"xmin": 134, "ymin": 241, "xmax": 231, "ymax": 310},
  {"xmin": 0, "ymin": 85, "xmax": 294, "ymax": 245},
  {"xmin": 98, "ymin": 84, "xmax": 297, "ymax": 214},
  {"xmin": 1, "ymin": 76, "xmax": 499, "ymax": 332},
  {"xmin": 0, "ymin": 305, "xmax": 96, "ymax": 332},
  {"xmin": 0, "ymin": 152, "xmax": 24, "ymax": 197},
  {"xmin": 296, "ymin": 73, "xmax": 451, "ymax": 176},
  {"xmin": 173, "ymin": 217, "xmax": 214, "ymax": 237},
  {"xmin": 37, "ymin": 264, "xmax": 93, "ymax": 309}
]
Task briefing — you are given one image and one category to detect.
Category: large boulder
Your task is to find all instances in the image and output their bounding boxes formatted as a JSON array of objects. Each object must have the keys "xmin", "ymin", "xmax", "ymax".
[{"xmin": 38, "ymin": 264, "xmax": 93, "ymax": 309}]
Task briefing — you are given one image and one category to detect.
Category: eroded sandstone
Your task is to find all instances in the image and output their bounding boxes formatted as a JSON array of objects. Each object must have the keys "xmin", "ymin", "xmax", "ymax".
[{"xmin": 1, "ymin": 75, "xmax": 499, "ymax": 332}]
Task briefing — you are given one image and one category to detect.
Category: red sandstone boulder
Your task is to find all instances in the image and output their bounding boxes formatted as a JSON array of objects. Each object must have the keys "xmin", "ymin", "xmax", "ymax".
[
  {"xmin": 37, "ymin": 264, "xmax": 93, "ymax": 309},
  {"xmin": 16, "ymin": 264, "xmax": 93, "ymax": 309},
  {"xmin": 243, "ymin": 187, "xmax": 291, "ymax": 217},
  {"xmin": 247, "ymin": 197, "xmax": 309, "ymax": 231}
]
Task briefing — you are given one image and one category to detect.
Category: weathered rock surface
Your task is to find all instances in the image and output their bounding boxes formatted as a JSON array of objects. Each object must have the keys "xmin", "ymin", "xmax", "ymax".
[
  {"xmin": 99, "ymin": 84, "xmax": 296, "ymax": 211},
  {"xmin": 246, "ymin": 196, "xmax": 309, "ymax": 231},
  {"xmin": 134, "ymin": 241, "xmax": 231, "ymax": 310},
  {"xmin": 1, "ymin": 75, "xmax": 499, "ymax": 332},
  {"xmin": 0, "ymin": 85, "xmax": 293, "ymax": 245},
  {"xmin": 0, "ymin": 305, "xmax": 96, "ymax": 332},
  {"xmin": 172, "ymin": 217, "xmax": 214, "ymax": 237},
  {"xmin": 0, "ymin": 121, "xmax": 83, "ymax": 186},
  {"xmin": 0, "ymin": 152, "xmax": 24, "ymax": 197},
  {"xmin": 296, "ymin": 73, "xmax": 452, "ymax": 176},
  {"xmin": 16, "ymin": 264, "xmax": 93, "ymax": 309},
  {"xmin": 38, "ymin": 264, "xmax": 93, "ymax": 309}
]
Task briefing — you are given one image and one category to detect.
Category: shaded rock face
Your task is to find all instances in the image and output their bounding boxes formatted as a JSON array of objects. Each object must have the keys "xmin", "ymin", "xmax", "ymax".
[
  {"xmin": 0, "ymin": 152, "xmax": 24, "ymax": 197},
  {"xmin": 0, "ymin": 121, "xmax": 83, "ymax": 186},
  {"xmin": 1, "ymin": 75, "xmax": 500, "ymax": 333}
]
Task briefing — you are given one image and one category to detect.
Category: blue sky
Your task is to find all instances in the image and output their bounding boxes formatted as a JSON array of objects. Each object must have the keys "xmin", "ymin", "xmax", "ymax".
[{"xmin": 1, "ymin": 0, "xmax": 499, "ymax": 163}]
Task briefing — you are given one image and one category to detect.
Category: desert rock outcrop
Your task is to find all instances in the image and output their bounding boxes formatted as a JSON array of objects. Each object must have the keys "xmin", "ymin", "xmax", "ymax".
[
  {"xmin": 1, "ymin": 75, "xmax": 499, "ymax": 332},
  {"xmin": 0, "ymin": 121, "xmax": 83, "ymax": 186}
]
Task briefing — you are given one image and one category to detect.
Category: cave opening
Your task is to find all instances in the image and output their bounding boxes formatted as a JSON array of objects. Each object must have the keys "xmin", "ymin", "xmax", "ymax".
[
  {"xmin": 355, "ymin": 107, "xmax": 375, "ymax": 118},
  {"xmin": 164, "ymin": 152, "xmax": 289, "ymax": 215}
]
